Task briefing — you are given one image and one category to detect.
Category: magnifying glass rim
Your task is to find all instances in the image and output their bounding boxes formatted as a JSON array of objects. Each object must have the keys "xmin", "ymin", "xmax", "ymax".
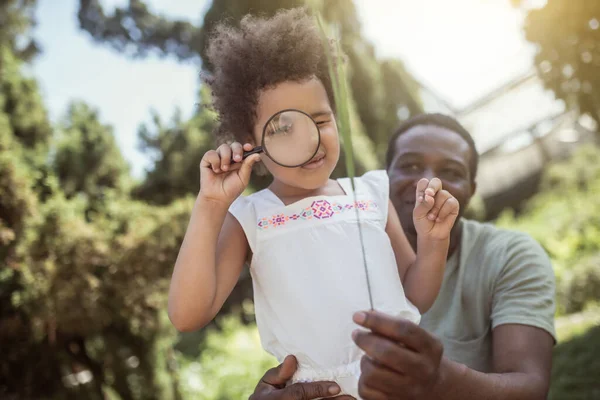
[{"xmin": 261, "ymin": 108, "xmax": 321, "ymax": 168}]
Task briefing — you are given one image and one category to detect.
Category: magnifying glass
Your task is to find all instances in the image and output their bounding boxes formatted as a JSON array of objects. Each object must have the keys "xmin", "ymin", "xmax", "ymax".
[{"xmin": 242, "ymin": 109, "xmax": 321, "ymax": 167}]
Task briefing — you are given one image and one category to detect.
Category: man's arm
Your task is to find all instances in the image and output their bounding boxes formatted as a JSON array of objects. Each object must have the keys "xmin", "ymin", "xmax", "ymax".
[
  {"xmin": 432, "ymin": 324, "xmax": 553, "ymax": 400},
  {"xmin": 352, "ymin": 311, "xmax": 554, "ymax": 400}
]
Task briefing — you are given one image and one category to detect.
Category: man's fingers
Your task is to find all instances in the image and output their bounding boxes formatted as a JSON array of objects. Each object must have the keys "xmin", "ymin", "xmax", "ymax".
[
  {"xmin": 360, "ymin": 356, "xmax": 408, "ymax": 396},
  {"xmin": 261, "ymin": 356, "xmax": 298, "ymax": 387},
  {"xmin": 281, "ymin": 381, "xmax": 343, "ymax": 399},
  {"xmin": 352, "ymin": 330, "xmax": 426, "ymax": 375},
  {"xmin": 357, "ymin": 375, "xmax": 388, "ymax": 400},
  {"xmin": 353, "ymin": 311, "xmax": 430, "ymax": 352}
]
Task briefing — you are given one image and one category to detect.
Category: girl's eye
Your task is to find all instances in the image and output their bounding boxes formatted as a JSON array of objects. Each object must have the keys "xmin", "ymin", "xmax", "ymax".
[{"xmin": 268, "ymin": 123, "xmax": 293, "ymax": 136}]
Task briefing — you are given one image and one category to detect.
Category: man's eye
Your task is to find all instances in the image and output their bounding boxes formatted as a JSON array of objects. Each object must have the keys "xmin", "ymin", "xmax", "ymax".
[
  {"xmin": 441, "ymin": 169, "xmax": 463, "ymax": 179},
  {"xmin": 400, "ymin": 163, "xmax": 420, "ymax": 172}
]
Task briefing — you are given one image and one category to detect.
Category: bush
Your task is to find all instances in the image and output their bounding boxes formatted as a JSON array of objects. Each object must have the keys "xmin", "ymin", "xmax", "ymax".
[
  {"xmin": 550, "ymin": 324, "xmax": 600, "ymax": 400},
  {"xmin": 497, "ymin": 145, "xmax": 600, "ymax": 315},
  {"xmin": 177, "ymin": 314, "xmax": 276, "ymax": 400},
  {"xmin": 556, "ymin": 253, "xmax": 600, "ymax": 315}
]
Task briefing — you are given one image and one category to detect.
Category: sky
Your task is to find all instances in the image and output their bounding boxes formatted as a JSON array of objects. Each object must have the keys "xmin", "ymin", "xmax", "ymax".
[{"xmin": 31, "ymin": 0, "xmax": 539, "ymax": 178}]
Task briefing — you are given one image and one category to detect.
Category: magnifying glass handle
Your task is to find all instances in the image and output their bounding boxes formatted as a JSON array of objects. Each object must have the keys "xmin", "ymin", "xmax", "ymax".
[{"xmin": 241, "ymin": 146, "xmax": 263, "ymax": 160}]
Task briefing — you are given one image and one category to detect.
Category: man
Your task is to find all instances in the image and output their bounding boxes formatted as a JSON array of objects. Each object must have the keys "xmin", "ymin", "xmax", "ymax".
[{"xmin": 250, "ymin": 113, "xmax": 556, "ymax": 400}]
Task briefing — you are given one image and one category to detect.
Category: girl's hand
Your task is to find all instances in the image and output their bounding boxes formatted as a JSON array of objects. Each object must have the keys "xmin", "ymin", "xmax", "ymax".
[
  {"xmin": 412, "ymin": 178, "xmax": 460, "ymax": 241},
  {"xmin": 199, "ymin": 142, "xmax": 261, "ymax": 205}
]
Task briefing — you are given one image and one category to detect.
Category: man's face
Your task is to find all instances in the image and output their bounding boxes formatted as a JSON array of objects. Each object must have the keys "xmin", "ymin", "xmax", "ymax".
[{"xmin": 387, "ymin": 125, "xmax": 476, "ymax": 236}]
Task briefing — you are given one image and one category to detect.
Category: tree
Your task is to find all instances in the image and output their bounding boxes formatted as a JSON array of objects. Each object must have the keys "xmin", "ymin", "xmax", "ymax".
[
  {"xmin": 513, "ymin": 0, "xmax": 600, "ymax": 134},
  {"xmin": 0, "ymin": 0, "xmax": 40, "ymax": 62},
  {"xmin": 0, "ymin": 26, "xmax": 186, "ymax": 397},
  {"xmin": 132, "ymin": 87, "xmax": 216, "ymax": 205},
  {"xmin": 53, "ymin": 101, "xmax": 131, "ymax": 215},
  {"xmin": 76, "ymin": 0, "xmax": 423, "ymax": 201},
  {"xmin": 0, "ymin": 46, "xmax": 51, "ymax": 149}
]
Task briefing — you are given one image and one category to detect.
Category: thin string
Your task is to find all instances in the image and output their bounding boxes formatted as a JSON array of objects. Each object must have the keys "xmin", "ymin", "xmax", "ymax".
[{"xmin": 349, "ymin": 177, "xmax": 373, "ymax": 311}]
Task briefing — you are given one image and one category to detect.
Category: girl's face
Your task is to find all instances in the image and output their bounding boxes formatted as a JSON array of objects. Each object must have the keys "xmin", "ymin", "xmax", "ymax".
[{"xmin": 251, "ymin": 76, "xmax": 340, "ymax": 191}]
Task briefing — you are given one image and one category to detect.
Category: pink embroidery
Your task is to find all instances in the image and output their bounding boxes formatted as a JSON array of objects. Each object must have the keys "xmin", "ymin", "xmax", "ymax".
[
  {"xmin": 312, "ymin": 200, "xmax": 334, "ymax": 219},
  {"xmin": 270, "ymin": 214, "xmax": 289, "ymax": 227},
  {"xmin": 257, "ymin": 199, "xmax": 377, "ymax": 229}
]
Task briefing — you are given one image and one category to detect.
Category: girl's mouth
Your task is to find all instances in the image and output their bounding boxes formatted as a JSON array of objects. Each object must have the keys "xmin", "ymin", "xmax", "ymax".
[{"xmin": 302, "ymin": 153, "xmax": 326, "ymax": 169}]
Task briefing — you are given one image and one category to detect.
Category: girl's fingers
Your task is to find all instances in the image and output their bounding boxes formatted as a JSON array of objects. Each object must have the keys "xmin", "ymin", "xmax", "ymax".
[
  {"xmin": 428, "ymin": 190, "xmax": 452, "ymax": 220},
  {"xmin": 415, "ymin": 178, "xmax": 429, "ymax": 204},
  {"xmin": 230, "ymin": 142, "xmax": 244, "ymax": 163},
  {"xmin": 201, "ymin": 150, "xmax": 222, "ymax": 173},
  {"xmin": 217, "ymin": 143, "xmax": 233, "ymax": 171},
  {"xmin": 437, "ymin": 197, "xmax": 460, "ymax": 222},
  {"xmin": 424, "ymin": 177, "xmax": 442, "ymax": 198}
]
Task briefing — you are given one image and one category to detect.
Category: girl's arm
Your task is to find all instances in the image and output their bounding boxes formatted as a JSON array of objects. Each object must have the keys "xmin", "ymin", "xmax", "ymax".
[
  {"xmin": 168, "ymin": 143, "xmax": 260, "ymax": 333},
  {"xmin": 167, "ymin": 196, "xmax": 249, "ymax": 332},
  {"xmin": 385, "ymin": 199, "xmax": 449, "ymax": 313}
]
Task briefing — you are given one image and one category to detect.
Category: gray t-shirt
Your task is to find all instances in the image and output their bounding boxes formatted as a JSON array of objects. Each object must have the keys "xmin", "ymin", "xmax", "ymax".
[{"xmin": 419, "ymin": 219, "xmax": 556, "ymax": 373}]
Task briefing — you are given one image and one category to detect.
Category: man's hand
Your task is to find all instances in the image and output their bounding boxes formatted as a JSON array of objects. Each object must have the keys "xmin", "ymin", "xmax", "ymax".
[
  {"xmin": 351, "ymin": 311, "xmax": 444, "ymax": 400},
  {"xmin": 249, "ymin": 355, "xmax": 355, "ymax": 400}
]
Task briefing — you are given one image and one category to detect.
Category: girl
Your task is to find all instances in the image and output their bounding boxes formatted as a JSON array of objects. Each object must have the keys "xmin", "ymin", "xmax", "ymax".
[{"xmin": 168, "ymin": 8, "xmax": 459, "ymax": 398}]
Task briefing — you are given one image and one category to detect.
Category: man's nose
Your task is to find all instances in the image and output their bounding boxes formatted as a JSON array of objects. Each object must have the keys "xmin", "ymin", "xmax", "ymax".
[{"xmin": 412, "ymin": 169, "xmax": 435, "ymax": 186}]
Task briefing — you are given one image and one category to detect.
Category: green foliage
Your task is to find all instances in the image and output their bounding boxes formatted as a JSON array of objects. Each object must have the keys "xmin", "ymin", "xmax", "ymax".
[
  {"xmin": 515, "ymin": 0, "xmax": 600, "ymax": 131},
  {"xmin": 555, "ymin": 253, "xmax": 600, "ymax": 315},
  {"xmin": 132, "ymin": 87, "xmax": 217, "ymax": 205},
  {"xmin": 550, "ymin": 323, "xmax": 600, "ymax": 400},
  {"xmin": 53, "ymin": 102, "xmax": 131, "ymax": 208},
  {"xmin": 0, "ymin": 46, "xmax": 52, "ymax": 149},
  {"xmin": 178, "ymin": 315, "xmax": 276, "ymax": 400},
  {"xmin": 0, "ymin": 0, "xmax": 40, "ymax": 61},
  {"xmin": 497, "ymin": 145, "xmax": 600, "ymax": 314},
  {"xmin": 0, "ymin": 33, "xmax": 193, "ymax": 396}
]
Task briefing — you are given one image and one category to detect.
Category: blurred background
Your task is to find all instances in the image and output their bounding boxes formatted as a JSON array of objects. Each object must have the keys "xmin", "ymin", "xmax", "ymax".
[{"xmin": 1, "ymin": 0, "xmax": 599, "ymax": 399}]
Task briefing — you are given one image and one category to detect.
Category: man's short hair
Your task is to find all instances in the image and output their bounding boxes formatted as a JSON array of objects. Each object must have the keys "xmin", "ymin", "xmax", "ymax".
[{"xmin": 385, "ymin": 113, "xmax": 479, "ymax": 180}]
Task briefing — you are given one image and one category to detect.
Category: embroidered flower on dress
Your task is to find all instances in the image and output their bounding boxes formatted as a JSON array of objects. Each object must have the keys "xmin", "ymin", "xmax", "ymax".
[{"xmin": 257, "ymin": 199, "xmax": 377, "ymax": 229}]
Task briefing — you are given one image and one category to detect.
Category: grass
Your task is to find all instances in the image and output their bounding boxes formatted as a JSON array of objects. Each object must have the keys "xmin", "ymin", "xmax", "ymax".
[{"xmin": 550, "ymin": 307, "xmax": 600, "ymax": 400}]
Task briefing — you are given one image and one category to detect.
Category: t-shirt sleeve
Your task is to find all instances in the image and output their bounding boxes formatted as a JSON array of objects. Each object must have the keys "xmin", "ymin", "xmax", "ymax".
[
  {"xmin": 228, "ymin": 195, "xmax": 257, "ymax": 253},
  {"xmin": 490, "ymin": 232, "xmax": 557, "ymax": 342},
  {"xmin": 359, "ymin": 169, "xmax": 390, "ymax": 225}
]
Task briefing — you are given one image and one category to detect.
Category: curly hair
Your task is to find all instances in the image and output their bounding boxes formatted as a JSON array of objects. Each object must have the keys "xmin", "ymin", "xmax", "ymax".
[{"xmin": 203, "ymin": 7, "xmax": 336, "ymax": 143}]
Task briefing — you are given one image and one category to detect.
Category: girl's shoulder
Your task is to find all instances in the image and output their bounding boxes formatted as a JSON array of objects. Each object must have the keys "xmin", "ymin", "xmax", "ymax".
[
  {"xmin": 229, "ymin": 189, "xmax": 275, "ymax": 213},
  {"xmin": 337, "ymin": 169, "xmax": 390, "ymax": 220},
  {"xmin": 338, "ymin": 169, "xmax": 389, "ymax": 197}
]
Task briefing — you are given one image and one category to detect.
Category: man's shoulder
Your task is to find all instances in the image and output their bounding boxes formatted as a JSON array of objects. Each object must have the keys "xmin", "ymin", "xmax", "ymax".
[
  {"xmin": 463, "ymin": 218, "xmax": 540, "ymax": 250},
  {"xmin": 462, "ymin": 218, "xmax": 551, "ymax": 275}
]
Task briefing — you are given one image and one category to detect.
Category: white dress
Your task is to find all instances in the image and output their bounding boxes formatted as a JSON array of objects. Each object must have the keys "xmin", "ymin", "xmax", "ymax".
[{"xmin": 229, "ymin": 170, "xmax": 421, "ymax": 398}]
